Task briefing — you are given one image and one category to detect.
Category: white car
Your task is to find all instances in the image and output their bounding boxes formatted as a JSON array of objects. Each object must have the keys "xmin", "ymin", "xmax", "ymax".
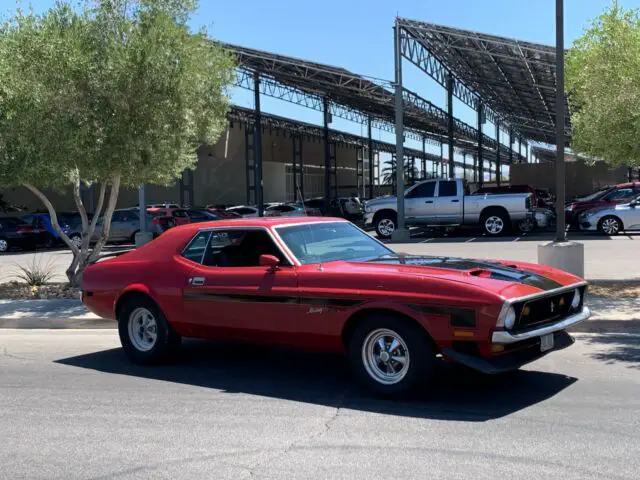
[
  {"xmin": 225, "ymin": 205, "xmax": 259, "ymax": 218},
  {"xmin": 579, "ymin": 195, "xmax": 640, "ymax": 235},
  {"xmin": 264, "ymin": 203, "xmax": 322, "ymax": 217}
]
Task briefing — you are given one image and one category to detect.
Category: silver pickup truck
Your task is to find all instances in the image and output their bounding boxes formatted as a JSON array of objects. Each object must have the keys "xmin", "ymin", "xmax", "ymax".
[{"xmin": 364, "ymin": 178, "xmax": 533, "ymax": 238}]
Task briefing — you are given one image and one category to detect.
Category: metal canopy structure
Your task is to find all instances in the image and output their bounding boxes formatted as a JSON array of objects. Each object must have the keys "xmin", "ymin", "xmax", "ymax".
[
  {"xmin": 396, "ymin": 18, "xmax": 570, "ymax": 145},
  {"xmin": 222, "ymin": 42, "xmax": 523, "ymax": 163}
]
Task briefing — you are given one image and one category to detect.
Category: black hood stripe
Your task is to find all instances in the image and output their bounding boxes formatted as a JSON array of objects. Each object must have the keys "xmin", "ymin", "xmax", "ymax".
[{"xmin": 370, "ymin": 255, "xmax": 564, "ymax": 291}]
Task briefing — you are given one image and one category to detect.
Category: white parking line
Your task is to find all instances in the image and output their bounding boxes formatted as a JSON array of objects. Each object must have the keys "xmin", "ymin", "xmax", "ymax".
[
  {"xmin": 420, "ymin": 238, "xmax": 434, "ymax": 243},
  {"xmin": 465, "ymin": 237, "xmax": 476, "ymax": 242},
  {"xmin": 513, "ymin": 237, "xmax": 521, "ymax": 242}
]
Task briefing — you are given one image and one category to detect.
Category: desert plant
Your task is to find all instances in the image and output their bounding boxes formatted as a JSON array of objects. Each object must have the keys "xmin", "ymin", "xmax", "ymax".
[{"xmin": 12, "ymin": 256, "xmax": 56, "ymax": 287}]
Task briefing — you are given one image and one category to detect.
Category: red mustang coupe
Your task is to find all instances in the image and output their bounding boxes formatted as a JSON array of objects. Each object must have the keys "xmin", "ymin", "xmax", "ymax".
[{"xmin": 82, "ymin": 217, "xmax": 590, "ymax": 396}]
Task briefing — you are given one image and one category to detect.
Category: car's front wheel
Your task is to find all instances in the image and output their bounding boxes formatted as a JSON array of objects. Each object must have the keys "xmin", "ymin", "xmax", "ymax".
[
  {"xmin": 69, "ymin": 234, "xmax": 82, "ymax": 250},
  {"xmin": 0, "ymin": 238, "xmax": 9, "ymax": 253},
  {"xmin": 347, "ymin": 315, "xmax": 436, "ymax": 397},
  {"xmin": 374, "ymin": 212, "xmax": 397, "ymax": 239},
  {"xmin": 598, "ymin": 215, "xmax": 623, "ymax": 236},
  {"xmin": 118, "ymin": 296, "xmax": 181, "ymax": 365}
]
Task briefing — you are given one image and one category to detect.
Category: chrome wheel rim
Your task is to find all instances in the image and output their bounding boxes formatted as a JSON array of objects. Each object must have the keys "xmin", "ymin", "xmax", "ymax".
[
  {"xmin": 378, "ymin": 219, "xmax": 396, "ymax": 237},
  {"xmin": 127, "ymin": 307, "xmax": 158, "ymax": 352},
  {"xmin": 362, "ymin": 328, "xmax": 410, "ymax": 385},
  {"xmin": 601, "ymin": 218, "xmax": 619, "ymax": 235},
  {"xmin": 485, "ymin": 216, "xmax": 504, "ymax": 234},
  {"xmin": 0, "ymin": 239, "xmax": 7, "ymax": 252},
  {"xmin": 70, "ymin": 236, "xmax": 82, "ymax": 249}
]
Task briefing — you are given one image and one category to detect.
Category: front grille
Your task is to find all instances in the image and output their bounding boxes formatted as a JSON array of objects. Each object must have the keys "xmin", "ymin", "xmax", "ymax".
[{"xmin": 513, "ymin": 286, "xmax": 585, "ymax": 332}]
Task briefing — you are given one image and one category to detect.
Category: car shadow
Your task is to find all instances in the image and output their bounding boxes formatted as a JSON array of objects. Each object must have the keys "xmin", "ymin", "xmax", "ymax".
[{"xmin": 55, "ymin": 339, "xmax": 577, "ymax": 422}]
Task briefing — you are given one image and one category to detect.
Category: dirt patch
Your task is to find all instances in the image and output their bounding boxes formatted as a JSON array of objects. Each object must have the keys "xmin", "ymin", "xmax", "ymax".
[
  {"xmin": 0, "ymin": 282, "xmax": 80, "ymax": 300},
  {"xmin": 588, "ymin": 283, "xmax": 640, "ymax": 298}
]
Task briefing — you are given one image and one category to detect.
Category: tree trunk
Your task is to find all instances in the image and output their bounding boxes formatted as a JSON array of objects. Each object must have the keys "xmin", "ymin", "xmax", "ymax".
[{"xmin": 24, "ymin": 176, "xmax": 121, "ymax": 287}]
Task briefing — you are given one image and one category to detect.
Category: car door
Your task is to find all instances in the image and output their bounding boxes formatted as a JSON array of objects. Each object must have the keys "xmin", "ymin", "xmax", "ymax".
[
  {"xmin": 180, "ymin": 227, "xmax": 302, "ymax": 344},
  {"xmin": 111, "ymin": 210, "xmax": 139, "ymax": 242},
  {"xmin": 434, "ymin": 180, "xmax": 463, "ymax": 224},
  {"xmin": 404, "ymin": 181, "xmax": 437, "ymax": 223}
]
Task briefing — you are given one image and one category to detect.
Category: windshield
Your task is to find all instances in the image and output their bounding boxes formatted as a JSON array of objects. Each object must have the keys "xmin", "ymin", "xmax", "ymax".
[{"xmin": 275, "ymin": 222, "xmax": 392, "ymax": 264}]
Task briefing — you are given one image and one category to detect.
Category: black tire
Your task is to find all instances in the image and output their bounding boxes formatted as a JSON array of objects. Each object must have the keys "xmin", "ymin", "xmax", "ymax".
[
  {"xmin": 374, "ymin": 212, "xmax": 397, "ymax": 239},
  {"xmin": 43, "ymin": 233, "xmax": 55, "ymax": 249},
  {"xmin": 481, "ymin": 209, "xmax": 511, "ymax": 236},
  {"xmin": 598, "ymin": 215, "xmax": 623, "ymax": 236},
  {"xmin": 129, "ymin": 230, "xmax": 139, "ymax": 245},
  {"xmin": 117, "ymin": 295, "xmax": 181, "ymax": 365},
  {"xmin": 347, "ymin": 315, "xmax": 437, "ymax": 397}
]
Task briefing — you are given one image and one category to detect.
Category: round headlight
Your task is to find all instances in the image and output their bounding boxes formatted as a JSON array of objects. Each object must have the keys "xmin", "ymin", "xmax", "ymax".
[
  {"xmin": 504, "ymin": 306, "xmax": 517, "ymax": 330},
  {"xmin": 571, "ymin": 289, "xmax": 581, "ymax": 309}
]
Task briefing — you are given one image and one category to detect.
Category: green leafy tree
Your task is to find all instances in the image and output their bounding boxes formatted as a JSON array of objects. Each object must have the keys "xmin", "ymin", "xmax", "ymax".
[
  {"xmin": 566, "ymin": 2, "xmax": 640, "ymax": 167},
  {"xmin": 0, "ymin": 0, "xmax": 234, "ymax": 285}
]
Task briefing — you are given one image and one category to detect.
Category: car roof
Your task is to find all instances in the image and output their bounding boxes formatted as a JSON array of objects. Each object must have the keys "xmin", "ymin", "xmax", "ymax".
[{"xmin": 172, "ymin": 216, "xmax": 346, "ymax": 234}]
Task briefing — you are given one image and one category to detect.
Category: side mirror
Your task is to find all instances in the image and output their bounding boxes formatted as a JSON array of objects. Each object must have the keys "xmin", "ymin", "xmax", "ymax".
[{"xmin": 259, "ymin": 254, "xmax": 280, "ymax": 270}]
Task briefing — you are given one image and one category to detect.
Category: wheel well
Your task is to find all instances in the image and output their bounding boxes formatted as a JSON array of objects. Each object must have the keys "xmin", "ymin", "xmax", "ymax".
[
  {"xmin": 372, "ymin": 209, "xmax": 397, "ymax": 224},
  {"xmin": 480, "ymin": 206, "xmax": 510, "ymax": 222},
  {"xmin": 341, "ymin": 308, "xmax": 437, "ymax": 350},
  {"xmin": 599, "ymin": 215, "xmax": 624, "ymax": 230},
  {"xmin": 115, "ymin": 290, "xmax": 157, "ymax": 320}
]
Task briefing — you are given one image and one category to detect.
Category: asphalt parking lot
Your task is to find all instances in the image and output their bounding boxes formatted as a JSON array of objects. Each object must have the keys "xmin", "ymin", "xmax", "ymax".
[
  {"xmin": 0, "ymin": 231, "xmax": 637, "ymax": 282},
  {"xmin": 1, "ymin": 330, "xmax": 638, "ymax": 479}
]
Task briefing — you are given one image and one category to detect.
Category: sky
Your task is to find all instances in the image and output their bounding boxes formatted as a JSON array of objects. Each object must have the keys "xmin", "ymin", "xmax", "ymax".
[{"xmin": 4, "ymin": 0, "xmax": 633, "ymax": 179}]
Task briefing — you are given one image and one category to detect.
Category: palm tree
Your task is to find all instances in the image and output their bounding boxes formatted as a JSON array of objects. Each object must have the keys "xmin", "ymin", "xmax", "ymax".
[{"xmin": 381, "ymin": 158, "xmax": 420, "ymax": 192}]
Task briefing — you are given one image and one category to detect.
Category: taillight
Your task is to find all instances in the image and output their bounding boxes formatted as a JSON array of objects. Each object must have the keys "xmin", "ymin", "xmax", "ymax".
[{"xmin": 16, "ymin": 227, "xmax": 33, "ymax": 233}]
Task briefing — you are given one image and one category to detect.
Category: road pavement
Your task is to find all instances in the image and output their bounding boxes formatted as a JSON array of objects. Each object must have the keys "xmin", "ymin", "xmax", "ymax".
[{"xmin": 1, "ymin": 329, "xmax": 638, "ymax": 479}]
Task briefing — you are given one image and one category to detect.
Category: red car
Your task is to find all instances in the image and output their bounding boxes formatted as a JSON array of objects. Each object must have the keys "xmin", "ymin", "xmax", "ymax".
[
  {"xmin": 565, "ymin": 182, "xmax": 640, "ymax": 227},
  {"xmin": 82, "ymin": 217, "xmax": 591, "ymax": 396}
]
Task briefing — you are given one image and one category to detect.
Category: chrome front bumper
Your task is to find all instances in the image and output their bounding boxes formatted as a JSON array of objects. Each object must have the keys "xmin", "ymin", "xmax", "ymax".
[
  {"xmin": 492, "ymin": 306, "xmax": 591, "ymax": 344},
  {"xmin": 364, "ymin": 212, "xmax": 374, "ymax": 226}
]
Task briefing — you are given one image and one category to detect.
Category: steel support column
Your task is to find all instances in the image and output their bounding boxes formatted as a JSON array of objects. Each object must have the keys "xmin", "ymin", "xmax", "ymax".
[
  {"xmin": 495, "ymin": 121, "xmax": 501, "ymax": 187},
  {"xmin": 253, "ymin": 72, "xmax": 264, "ymax": 216},
  {"xmin": 473, "ymin": 156, "xmax": 477, "ymax": 183},
  {"xmin": 525, "ymin": 142, "xmax": 529, "ymax": 163},
  {"xmin": 244, "ymin": 123, "xmax": 255, "ymax": 205},
  {"xmin": 440, "ymin": 142, "xmax": 444, "ymax": 178},
  {"xmin": 138, "ymin": 185, "xmax": 147, "ymax": 233},
  {"xmin": 555, "ymin": 0, "xmax": 566, "ymax": 241},
  {"xmin": 462, "ymin": 153, "xmax": 467, "ymax": 181},
  {"xmin": 367, "ymin": 117, "xmax": 374, "ymax": 199},
  {"xmin": 394, "ymin": 23, "xmax": 406, "ymax": 233},
  {"xmin": 292, "ymin": 134, "xmax": 303, "ymax": 202},
  {"xmin": 323, "ymin": 97, "xmax": 331, "ymax": 212},
  {"xmin": 508, "ymin": 128, "xmax": 513, "ymax": 166},
  {"xmin": 477, "ymin": 102, "xmax": 484, "ymax": 187},
  {"xmin": 446, "ymin": 74, "xmax": 455, "ymax": 179},
  {"xmin": 421, "ymin": 137, "xmax": 426, "ymax": 179}
]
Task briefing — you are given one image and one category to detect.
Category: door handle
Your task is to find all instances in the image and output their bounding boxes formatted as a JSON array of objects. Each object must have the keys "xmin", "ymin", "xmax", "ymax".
[
  {"xmin": 189, "ymin": 276, "xmax": 205, "ymax": 286},
  {"xmin": 425, "ymin": 200, "xmax": 434, "ymax": 204},
  {"xmin": 451, "ymin": 199, "xmax": 460, "ymax": 203}
]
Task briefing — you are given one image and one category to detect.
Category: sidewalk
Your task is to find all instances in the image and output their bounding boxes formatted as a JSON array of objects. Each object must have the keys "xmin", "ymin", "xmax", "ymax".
[{"xmin": 0, "ymin": 296, "xmax": 637, "ymax": 333}]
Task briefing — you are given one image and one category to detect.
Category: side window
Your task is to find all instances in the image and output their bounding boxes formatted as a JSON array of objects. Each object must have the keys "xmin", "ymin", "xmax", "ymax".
[
  {"xmin": 181, "ymin": 231, "xmax": 212, "ymax": 264},
  {"xmin": 202, "ymin": 229, "xmax": 287, "ymax": 267},
  {"xmin": 187, "ymin": 210, "xmax": 209, "ymax": 221},
  {"xmin": 406, "ymin": 182, "xmax": 435, "ymax": 199},
  {"xmin": 438, "ymin": 181, "xmax": 458, "ymax": 197},
  {"xmin": 605, "ymin": 188, "xmax": 633, "ymax": 201},
  {"xmin": 173, "ymin": 210, "xmax": 188, "ymax": 218}
]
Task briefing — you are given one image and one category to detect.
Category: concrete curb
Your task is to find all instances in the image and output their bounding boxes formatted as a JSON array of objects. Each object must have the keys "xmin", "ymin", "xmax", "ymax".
[{"xmin": 0, "ymin": 317, "xmax": 116, "ymax": 329}]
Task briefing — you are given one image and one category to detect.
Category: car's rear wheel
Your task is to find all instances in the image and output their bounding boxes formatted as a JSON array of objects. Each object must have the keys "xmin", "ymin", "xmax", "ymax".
[
  {"xmin": 374, "ymin": 212, "xmax": 397, "ymax": 239},
  {"xmin": 598, "ymin": 216, "xmax": 622, "ymax": 236},
  {"xmin": 118, "ymin": 296, "xmax": 181, "ymax": 365},
  {"xmin": 0, "ymin": 238, "xmax": 8, "ymax": 253},
  {"xmin": 347, "ymin": 315, "xmax": 436, "ymax": 397},
  {"xmin": 481, "ymin": 209, "xmax": 510, "ymax": 236}
]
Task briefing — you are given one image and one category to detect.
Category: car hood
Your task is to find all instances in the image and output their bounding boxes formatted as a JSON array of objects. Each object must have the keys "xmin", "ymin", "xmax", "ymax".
[
  {"xmin": 365, "ymin": 196, "xmax": 397, "ymax": 208},
  {"xmin": 322, "ymin": 255, "xmax": 583, "ymax": 300}
]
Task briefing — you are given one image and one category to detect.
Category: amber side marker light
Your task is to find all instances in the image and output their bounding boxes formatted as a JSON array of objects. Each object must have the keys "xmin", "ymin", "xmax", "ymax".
[
  {"xmin": 453, "ymin": 330, "xmax": 474, "ymax": 338},
  {"xmin": 522, "ymin": 306, "xmax": 531, "ymax": 316},
  {"xmin": 492, "ymin": 344, "xmax": 505, "ymax": 353}
]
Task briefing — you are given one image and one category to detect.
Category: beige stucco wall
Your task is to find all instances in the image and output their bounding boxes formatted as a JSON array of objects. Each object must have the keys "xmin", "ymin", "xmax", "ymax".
[{"xmin": 1, "ymin": 122, "xmax": 372, "ymax": 213}]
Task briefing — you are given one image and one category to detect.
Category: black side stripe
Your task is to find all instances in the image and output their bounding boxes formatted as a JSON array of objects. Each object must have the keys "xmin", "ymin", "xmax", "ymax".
[
  {"xmin": 183, "ymin": 291, "xmax": 362, "ymax": 308},
  {"xmin": 410, "ymin": 305, "xmax": 476, "ymax": 328}
]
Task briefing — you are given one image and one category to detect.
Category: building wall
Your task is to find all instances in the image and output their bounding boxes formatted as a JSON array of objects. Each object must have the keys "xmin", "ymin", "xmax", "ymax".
[
  {"xmin": 1, "ymin": 123, "xmax": 374, "ymax": 213},
  {"xmin": 510, "ymin": 160, "xmax": 629, "ymax": 199}
]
